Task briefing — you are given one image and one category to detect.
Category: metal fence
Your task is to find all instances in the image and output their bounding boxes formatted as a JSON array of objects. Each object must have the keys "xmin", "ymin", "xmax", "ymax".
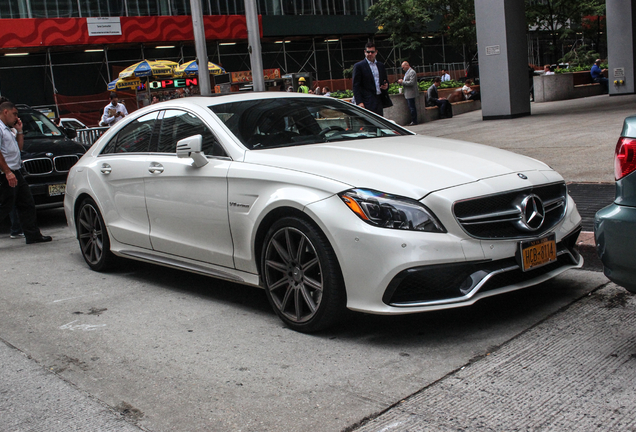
[{"xmin": 76, "ymin": 127, "xmax": 109, "ymax": 147}]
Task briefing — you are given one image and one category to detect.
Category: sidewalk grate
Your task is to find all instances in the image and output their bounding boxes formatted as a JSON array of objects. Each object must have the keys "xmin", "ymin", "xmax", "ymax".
[{"xmin": 567, "ymin": 183, "xmax": 615, "ymax": 232}]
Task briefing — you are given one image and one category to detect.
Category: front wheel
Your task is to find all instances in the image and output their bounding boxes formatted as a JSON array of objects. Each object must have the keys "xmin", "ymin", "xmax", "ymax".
[
  {"xmin": 77, "ymin": 198, "xmax": 115, "ymax": 272},
  {"xmin": 261, "ymin": 217, "xmax": 346, "ymax": 332}
]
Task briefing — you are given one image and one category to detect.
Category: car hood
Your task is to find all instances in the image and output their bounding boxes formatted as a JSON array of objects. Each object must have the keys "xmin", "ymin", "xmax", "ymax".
[
  {"xmin": 22, "ymin": 136, "xmax": 86, "ymax": 158},
  {"xmin": 242, "ymin": 135, "xmax": 552, "ymax": 198}
]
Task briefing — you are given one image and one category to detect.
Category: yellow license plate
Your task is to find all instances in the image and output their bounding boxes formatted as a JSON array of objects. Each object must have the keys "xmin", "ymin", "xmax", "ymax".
[
  {"xmin": 48, "ymin": 183, "xmax": 66, "ymax": 197},
  {"xmin": 520, "ymin": 234, "xmax": 557, "ymax": 271}
]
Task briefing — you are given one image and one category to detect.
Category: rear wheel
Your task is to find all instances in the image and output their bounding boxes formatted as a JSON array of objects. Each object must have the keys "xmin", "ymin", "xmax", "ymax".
[
  {"xmin": 77, "ymin": 198, "xmax": 115, "ymax": 272},
  {"xmin": 261, "ymin": 217, "xmax": 346, "ymax": 332}
]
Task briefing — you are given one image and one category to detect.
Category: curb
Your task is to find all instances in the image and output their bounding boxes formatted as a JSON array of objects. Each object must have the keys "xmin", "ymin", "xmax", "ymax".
[{"xmin": 577, "ymin": 231, "xmax": 603, "ymax": 272}]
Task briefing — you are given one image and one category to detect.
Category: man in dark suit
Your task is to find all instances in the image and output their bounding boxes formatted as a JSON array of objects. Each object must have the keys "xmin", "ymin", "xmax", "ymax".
[
  {"xmin": 352, "ymin": 42, "xmax": 389, "ymax": 116},
  {"xmin": 427, "ymin": 77, "xmax": 452, "ymax": 119}
]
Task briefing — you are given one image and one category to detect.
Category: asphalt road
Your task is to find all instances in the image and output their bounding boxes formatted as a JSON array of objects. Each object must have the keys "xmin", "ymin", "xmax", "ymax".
[
  {"xmin": 0, "ymin": 208, "xmax": 616, "ymax": 432},
  {"xmin": 2, "ymin": 94, "xmax": 635, "ymax": 431}
]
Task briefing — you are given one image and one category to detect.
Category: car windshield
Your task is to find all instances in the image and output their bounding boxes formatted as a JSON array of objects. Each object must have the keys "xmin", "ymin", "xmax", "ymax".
[
  {"xmin": 19, "ymin": 110, "xmax": 63, "ymax": 139},
  {"xmin": 209, "ymin": 97, "xmax": 409, "ymax": 150}
]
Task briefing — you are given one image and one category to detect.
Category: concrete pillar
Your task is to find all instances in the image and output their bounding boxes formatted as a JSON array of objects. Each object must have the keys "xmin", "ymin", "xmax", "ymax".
[
  {"xmin": 607, "ymin": 0, "xmax": 636, "ymax": 95},
  {"xmin": 474, "ymin": 0, "xmax": 530, "ymax": 120}
]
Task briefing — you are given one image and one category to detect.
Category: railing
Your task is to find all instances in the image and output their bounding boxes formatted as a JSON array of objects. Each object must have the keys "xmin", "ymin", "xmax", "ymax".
[{"xmin": 76, "ymin": 127, "xmax": 109, "ymax": 147}]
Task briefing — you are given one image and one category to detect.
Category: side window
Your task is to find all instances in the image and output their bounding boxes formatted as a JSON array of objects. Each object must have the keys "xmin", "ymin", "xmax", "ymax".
[
  {"xmin": 158, "ymin": 110, "xmax": 227, "ymax": 157},
  {"xmin": 102, "ymin": 112, "xmax": 158, "ymax": 154}
]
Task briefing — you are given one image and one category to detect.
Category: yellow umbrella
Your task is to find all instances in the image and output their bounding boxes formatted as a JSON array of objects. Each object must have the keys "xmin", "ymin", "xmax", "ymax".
[
  {"xmin": 107, "ymin": 76, "xmax": 142, "ymax": 91},
  {"xmin": 118, "ymin": 60, "xmax": 179, "ymax": 79},
  {"xmin": 174, "ymin": 60, "xmax": 226, "ymax": 76}
]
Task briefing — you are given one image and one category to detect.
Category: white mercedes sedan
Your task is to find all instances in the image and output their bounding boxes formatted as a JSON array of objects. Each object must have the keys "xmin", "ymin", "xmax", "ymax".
[{"xmin": 64, "ymin": 93, "xmax": 583, "ymax": 332}]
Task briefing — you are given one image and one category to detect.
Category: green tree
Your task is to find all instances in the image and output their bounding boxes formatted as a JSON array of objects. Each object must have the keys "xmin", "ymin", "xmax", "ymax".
[
  {"xmin": 366, "ymin": 0, "xmax": 432, "ymax": 52},
  {"xmin": 367, "ymin": 0, "xmax": 477, "ymax": 60},
  {"xmin": 526, "ymin": 0, "xmax": 606, "ymax": 63}
]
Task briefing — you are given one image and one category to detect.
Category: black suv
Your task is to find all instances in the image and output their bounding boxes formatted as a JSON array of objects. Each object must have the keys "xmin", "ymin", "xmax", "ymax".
[{"xmin": 16, "ymin": 105, "xmax": 86, "ymax": 209}]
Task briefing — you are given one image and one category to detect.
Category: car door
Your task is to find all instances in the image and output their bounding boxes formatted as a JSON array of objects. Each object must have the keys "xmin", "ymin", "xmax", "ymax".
[
  {"xmin": 91, "ymin": 111, "xmax": 159, "ymax": 249},
  {"xmin": 144, "ymin": 109, "xmax": 234, "ymax": 267}
]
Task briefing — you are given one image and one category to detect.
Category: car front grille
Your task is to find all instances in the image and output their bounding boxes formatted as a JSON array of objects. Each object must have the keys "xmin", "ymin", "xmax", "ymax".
[
  {"xmin": 452, "ymin": 182, "xmax": 568, "ymax": 239},
  {"xmin": 23, "ymin": 158, "xmax": 53, "ymax": 175},
  {"xmin": 54, "ymin": 155, "xmax": 79, "ymax": 172},
  {"xmin": 22, "ymin": 155, "xmax": 79, "ymax": 175}
]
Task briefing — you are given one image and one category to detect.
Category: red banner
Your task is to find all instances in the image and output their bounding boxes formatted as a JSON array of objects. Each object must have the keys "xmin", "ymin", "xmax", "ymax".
[{"xmin": 0, "ymin": 15, "xmax": 257, "ymax": 49}]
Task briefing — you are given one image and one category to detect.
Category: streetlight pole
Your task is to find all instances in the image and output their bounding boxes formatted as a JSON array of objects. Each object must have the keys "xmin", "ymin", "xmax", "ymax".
[
  {"xmin": 244, "ymin": 0, "xmax": 265, "ymax": 92},
  {"xmin": 190, "ymin": 0, "xmax": 212, "ymax": 95}
]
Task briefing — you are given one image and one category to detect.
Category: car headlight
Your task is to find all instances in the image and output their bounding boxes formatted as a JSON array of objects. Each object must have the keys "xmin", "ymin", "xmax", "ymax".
[{"xmin": 339, "ymin": 188, "xmax": 445, "ymax": 233}]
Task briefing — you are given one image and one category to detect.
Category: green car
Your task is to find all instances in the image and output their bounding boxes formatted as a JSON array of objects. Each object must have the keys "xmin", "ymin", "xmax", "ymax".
[{"xmin": 594, "ymin": 116, "xmax": 636, "ymax": 293}]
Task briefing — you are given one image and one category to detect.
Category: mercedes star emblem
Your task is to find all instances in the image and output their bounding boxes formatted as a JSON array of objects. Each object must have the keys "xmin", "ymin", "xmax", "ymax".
[{"xmin": 519, "ymin": 194, "xmax": 545, "ymax": 231}]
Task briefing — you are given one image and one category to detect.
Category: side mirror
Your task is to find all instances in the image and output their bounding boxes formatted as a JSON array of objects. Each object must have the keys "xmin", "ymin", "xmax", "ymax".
[
  {"xmin": 176, "ymin": 134, "xmax": 208, "ymax": 168},
  {"xmin": 63, "ymin": 126, "xmax": 77, "ymax": 139}
]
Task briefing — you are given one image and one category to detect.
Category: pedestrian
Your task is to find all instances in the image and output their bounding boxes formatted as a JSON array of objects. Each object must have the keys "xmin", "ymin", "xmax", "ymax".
[
  {"xmin": 440, "ymin": 69, "xmax": 451, "ymax": 82},
  {"xmin": 313, "ymin": 85, "xmax": 322, "ymax": 95},
  {"xmin": 101, "ymin": 92, "xmax": 128, "ymax": 127},
  {"xmin": 322, "ymin": 87, "xmax": 331, "ymax": 97},
  {"xmin": 397, "ymin": 61, "xmax": 418, "ymax": 125},
  {"xmin": 591, "ymin": 59, "xmax": 609, "ymax": 94},
  {"xmin": 297, "ymin": 77, "xmax": 309, "ymax": 94},
  {"xmin": 352, "ymin": 41, "xmax": 389, "ymax": 116},
  {"xmin": 427, "ymin": 77, "xmax": 452, "ymax": 119},
  {"xmin": 0, "ymin": 100, "xmax": 52, "ymax": 244},
  {"xmin": 544, "ymin": 65, "xmax": 554, "ymax": 75}
]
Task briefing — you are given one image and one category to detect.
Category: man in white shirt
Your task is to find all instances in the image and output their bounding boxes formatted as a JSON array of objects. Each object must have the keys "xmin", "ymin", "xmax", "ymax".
[
  {"xmin": 0, "ymin": 100, "xmax": 52, "ymax": 244},
  {"xmin": 101, "ymin": 92, "xmax": 128, "ymax": 127},
  {"xmin": 441, "ymin": 69, "xmax": 451, "ymax": 82}
]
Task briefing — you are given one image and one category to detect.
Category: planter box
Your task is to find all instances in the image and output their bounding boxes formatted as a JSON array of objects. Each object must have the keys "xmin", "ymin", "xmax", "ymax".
[
  {"xmin": 384, "ymin": 89, "xmax": 481, "ymax": 125},
  {"xmin": 533, "ymin": 71, "xmax": 603, "ymax": 103}
]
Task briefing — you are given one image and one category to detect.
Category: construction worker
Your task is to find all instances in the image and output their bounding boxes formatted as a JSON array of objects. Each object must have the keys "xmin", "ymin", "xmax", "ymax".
[{"xmin": 297, "ymin": 77, "xmax": 309, "ymax": 93}]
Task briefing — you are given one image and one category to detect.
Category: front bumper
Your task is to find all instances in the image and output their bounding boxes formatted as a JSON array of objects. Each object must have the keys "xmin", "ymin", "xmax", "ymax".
[
  {"xmin": 594, "ymin": 203, "xmax": 636, "ymax": 293},
  {"xmin": 28, "ymin": 181, "xmax": 67, "ymax": 209},
  {"xmin": 384, "ymin": 227, "xmax": 582, "ymax": 307},
  {"xmin": 306, "ymin": 191, "xmax": 583, "ymax": 315}
]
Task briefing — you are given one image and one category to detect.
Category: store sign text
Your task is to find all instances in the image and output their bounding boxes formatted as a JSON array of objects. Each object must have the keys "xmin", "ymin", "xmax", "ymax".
[{"xmin": 144, "ymin": 78, "xmax": 199, "ymax": 90}]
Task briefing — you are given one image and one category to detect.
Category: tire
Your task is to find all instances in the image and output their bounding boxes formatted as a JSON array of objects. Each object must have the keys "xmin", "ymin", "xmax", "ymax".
[
  {"xmin": 261, "ymin": 216, "xmax": 346, "ymax": 332},
  {"xmin": 77, "ymin": 198, "xmax": 116, "ymax": 272}
]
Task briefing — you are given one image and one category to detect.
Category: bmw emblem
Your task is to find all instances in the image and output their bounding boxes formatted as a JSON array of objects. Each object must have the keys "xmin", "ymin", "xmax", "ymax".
[
  {"xmin": 518, "ymin": 173, "xmax": 528, "ymax": 180},
  {"xmin": 46, "ymin": 152, "xmax": 54, "ymax": 157}
]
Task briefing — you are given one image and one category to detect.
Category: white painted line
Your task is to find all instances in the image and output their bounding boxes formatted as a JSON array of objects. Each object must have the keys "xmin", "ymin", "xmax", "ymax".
[{"xmin": 59, "ymin": 320, "xmax": 107, "ymax": 332}]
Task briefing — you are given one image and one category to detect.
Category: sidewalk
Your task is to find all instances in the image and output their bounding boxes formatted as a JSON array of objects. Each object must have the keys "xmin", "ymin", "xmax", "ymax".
[
  {"xmin": 353, "ymin": 282, "xmax": 636, "ymax": 432},
  {"xmin": 0, "ymin": 339, "xmax": 145, "ymax": 432}
]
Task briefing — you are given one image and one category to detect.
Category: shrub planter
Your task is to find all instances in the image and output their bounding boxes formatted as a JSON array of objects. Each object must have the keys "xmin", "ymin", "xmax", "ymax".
[
  {"xmin": 383, "ymin": 87, "xmax": 481, "ymax": 125},
  {"xmin": 533, "ymin": 71, "xmax": 603, "ymax": 103}
]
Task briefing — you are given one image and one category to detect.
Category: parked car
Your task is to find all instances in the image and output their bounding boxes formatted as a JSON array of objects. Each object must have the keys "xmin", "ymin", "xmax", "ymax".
[
  {"xmin": 64, "ymin": 94, "xmax": 583, "ymax": 332},
  {"xmin": 594, "ymin": 116, "xmax": 636, "ymax": 293},
  {"xmin": 16, "ymin": 105, "xmax": 86, "ymax": 209},
  {"xmin": 59, "ymin": 117, "xmax": 87, "ymax": 130}
]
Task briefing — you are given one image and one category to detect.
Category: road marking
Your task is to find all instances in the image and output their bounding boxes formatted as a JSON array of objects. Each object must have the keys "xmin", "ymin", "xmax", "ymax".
[
  {"xmin": 53, "ymin": 294, "xmax": 97, "ymax": 303},
  {"xmin": 59, "ymin": 320, "xmax": 106, "ymax": 332}
]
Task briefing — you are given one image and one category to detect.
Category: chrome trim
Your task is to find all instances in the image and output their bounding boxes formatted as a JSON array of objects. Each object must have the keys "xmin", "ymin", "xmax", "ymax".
[
  {"xmin": 53, "ymin": 155, "xmax": 80, "ymax": 172},
  {"xmin": 22, "ymin": 158, "xmax": 53, "ymax": 175},
  {"xmin": 457, "ymin": 208, "xmax": 521, "ymax": 223},
  {"xmin": 118, "ymin": 250, "xmax": 245, "ymax": 283},
  {"xmin": 389, "ymin": 249, "xmax": 575, "ymax": 308},
  {"xmin": 452, "ymin": 181, "xmax": 568, "ymax": 240}
]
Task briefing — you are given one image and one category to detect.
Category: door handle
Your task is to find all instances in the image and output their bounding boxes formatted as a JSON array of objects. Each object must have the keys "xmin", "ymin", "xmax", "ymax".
[
  {"xmin": 148, "ymin": 162, "xmax": 164, "ymax": 174},
  {"xmin": 100, "ymin": 163, "xmax": 111, "ymax": 175}
]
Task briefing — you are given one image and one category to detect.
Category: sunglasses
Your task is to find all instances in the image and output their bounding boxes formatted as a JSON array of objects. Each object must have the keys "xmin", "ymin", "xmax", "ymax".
[{"xmin": 366, "ymin": 50, "xmax": 376, "ymax": 54}]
